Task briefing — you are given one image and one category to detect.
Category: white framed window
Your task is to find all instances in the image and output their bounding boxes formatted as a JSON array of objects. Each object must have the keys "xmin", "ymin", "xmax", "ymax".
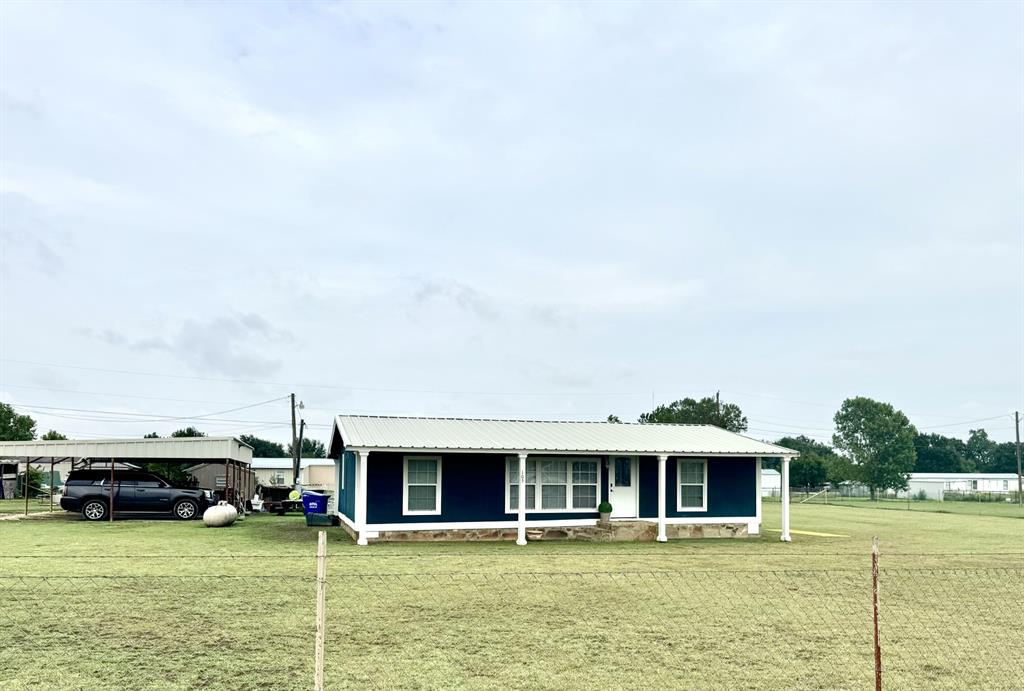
[
  {"xmin": 676, "ymin": 459, "xmax": 708, "ymax": 512},
  {"xmin": 403, "ymin": 456, "xmax": 441, "ymax": 515},
  {"xmin": 215, "ymin": 475, "xmax": 226, "ymax": 488},
  {"xmin": 271, "ymin": 472, "xmax": 285, "ymax": 486},
  {"xmin": 340, "ymin": 455, "xmax": 345, "ymax": 491},
  {"xmin": 505, "ymin": 457, "xmax": 599, "ymax": 512}
]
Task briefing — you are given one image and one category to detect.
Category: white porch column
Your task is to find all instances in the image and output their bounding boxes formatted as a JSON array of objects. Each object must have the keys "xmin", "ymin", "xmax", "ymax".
[
  {"xmin": 516, "ymin": 453, "xmax": 528, "ymax": 546},
  {"xmin": 656, "ymin": 455, "xmax": 668, "ymax": 543},
  {"xmin": 752, "ymin": 457, "xmax": 762, "ymax": 535},
  {"xmin": 780, "ymin": 456, "xmax": 792, "ymax": 542},
  {"xmin": 356, "ymin": 450, "xmax": 369, "ymax": 546}
]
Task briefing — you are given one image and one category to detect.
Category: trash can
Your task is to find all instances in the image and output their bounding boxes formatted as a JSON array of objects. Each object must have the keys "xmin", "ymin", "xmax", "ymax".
[
  {"xmin": 301, "ymin": 492, "xmax": 327, "ymax": 514},
  {"xmin": 305, "ymin": 512, "xmax": 334, "ymax": 527}
]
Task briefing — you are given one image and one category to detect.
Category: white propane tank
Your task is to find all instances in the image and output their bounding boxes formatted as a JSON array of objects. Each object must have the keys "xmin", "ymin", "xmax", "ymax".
[{"xmin": 202, "ymin": 501, "xmax": 239, "ymax": 528}]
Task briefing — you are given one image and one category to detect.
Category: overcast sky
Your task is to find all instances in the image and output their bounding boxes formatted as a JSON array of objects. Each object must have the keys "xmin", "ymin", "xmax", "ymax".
[{"xmin": 1, "ymin": 1, "xmax": 1021, "ymax": 448}]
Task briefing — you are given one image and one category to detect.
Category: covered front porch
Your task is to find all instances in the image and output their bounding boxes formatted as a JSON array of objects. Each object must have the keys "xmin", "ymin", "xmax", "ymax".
[{"xmin": 335, "ymin": 449, "xmax": 794, "ymax": 545}]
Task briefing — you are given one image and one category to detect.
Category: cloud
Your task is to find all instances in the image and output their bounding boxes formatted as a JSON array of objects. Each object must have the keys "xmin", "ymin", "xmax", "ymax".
[
  {"xmin": 410, "ymin": 278, "xmax": 500, "ymax": 321},
  {"xmin": 26, "ymin": 367, "xmax": 78, "ymax": 390},
  {"xmin": 0, "ymin": 193, "xmax": 70, "ymax": 276},
  {"xmin": 78, "ymin": 313, "xmax": 294, "ymax": 378}
]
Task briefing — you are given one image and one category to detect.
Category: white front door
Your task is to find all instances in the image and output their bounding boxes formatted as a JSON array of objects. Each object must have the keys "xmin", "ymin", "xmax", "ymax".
[{"xmin": 609, "ymin": 456, "xmax": 637, "ymax": 518}]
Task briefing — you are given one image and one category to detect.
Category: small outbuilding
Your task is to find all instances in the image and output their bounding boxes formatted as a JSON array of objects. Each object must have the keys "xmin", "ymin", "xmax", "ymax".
[
  {"xmin": 899, "ymin": 472, "xmax": 1021, "ymax": 500},
  {"xmin": 327, "ymin": 415, "xmax": 798, "ymax": 545},
  {"xmin": 761, "ymin": 468, "xmax": 782, "ymax": 497}
]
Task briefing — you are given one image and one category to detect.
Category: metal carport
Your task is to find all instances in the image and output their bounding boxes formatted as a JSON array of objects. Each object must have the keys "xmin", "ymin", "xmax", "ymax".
[{"xmin": 0, "ymin": 436, "xmax": 253, "ymax": 520}]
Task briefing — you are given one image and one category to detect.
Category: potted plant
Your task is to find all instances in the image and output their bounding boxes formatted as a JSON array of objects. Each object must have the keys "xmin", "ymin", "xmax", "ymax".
[{"xmin": 598, "ymin": 501, "xmax": 612, "ymax": 523}]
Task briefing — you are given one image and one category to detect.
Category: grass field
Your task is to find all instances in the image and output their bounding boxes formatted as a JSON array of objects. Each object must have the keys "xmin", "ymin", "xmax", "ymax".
[
  {"xmin": 1, "ymin": 504, "xmax": 1021, "ymax": 690},
  {"xmin": 0, "ymin": 497, "xmax": 61, "ymax": 514},
  {"xmin": 775, "ymin": 492, "xmax": 1024, "ymax": 518}
]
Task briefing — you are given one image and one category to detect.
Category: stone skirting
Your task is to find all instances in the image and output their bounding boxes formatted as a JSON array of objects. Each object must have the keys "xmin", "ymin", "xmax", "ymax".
[{"xmin": 344, "ymin": 520, "xmax": 750, "ymax": 543}]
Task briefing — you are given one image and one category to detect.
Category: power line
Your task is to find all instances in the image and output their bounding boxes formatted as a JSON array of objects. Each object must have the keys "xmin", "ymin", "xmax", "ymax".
[
  {"xmin": 747, "ymin": 418, "xmax": 835, "ymax": 433},
  {"xmin": 917, "ymin": 415, "xmax": 1011, "ymax": 430},
  {"xmin": 0, "ymin": 358, "xmax": 651, "ymax": 396},
  {"xmin": 1, "ymin": 383, "xmax": 256, "ymax": 406},
  {"xmin": 11, "ymin": 396, "xmax": 290, "ymax": 424}
]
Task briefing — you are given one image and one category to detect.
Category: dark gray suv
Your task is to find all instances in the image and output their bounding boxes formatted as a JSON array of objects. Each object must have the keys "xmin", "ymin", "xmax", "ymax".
[{"xmin": 60, "ymin": 470, "xmax": 213, "ymax": 521}]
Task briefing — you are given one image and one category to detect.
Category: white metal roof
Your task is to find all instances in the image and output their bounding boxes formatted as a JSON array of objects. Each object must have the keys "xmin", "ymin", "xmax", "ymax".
[
  {"xmin": 909, "ymin": 472, "xmax": 1020, "ymax": 481},
  {"xmin": 0, "ymin": 437, "xmax": 253, "ymax": 464},
  {"xmin": 251, "ymin": 457, "xmax": 335, "ymax": 470},
  {"xmin": 329, "ymin": 415, "xmax": 798, "ymax": 457}
]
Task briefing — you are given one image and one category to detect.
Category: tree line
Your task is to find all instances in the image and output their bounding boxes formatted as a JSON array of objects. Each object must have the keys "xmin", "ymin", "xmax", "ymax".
[
  {"xmin": 608, "ymin": 395, "xmax": 1019, "ymax": 498},
  {"xmin": 3, "ymin": 396, "xmax": 1017, "ymax": 500}
]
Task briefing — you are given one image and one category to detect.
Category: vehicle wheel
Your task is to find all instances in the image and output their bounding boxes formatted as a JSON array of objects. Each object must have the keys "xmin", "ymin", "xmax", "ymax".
[
  {"xmin": 173, "ymin": 499, "xmax": 199, "ymax": 520},
  {"xmin": 82, "ymin": 499, "xmax": 108, "ymax": 521}
]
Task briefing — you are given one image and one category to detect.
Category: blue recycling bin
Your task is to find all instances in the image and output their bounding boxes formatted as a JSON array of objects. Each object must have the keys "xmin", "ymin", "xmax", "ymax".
[{"xmin": 301, "ymin": 492, "xmax": 327, "ymax": 514}]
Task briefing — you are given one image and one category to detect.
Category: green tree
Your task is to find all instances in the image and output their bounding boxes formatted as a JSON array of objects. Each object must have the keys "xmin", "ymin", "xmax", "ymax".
[
  {"xmin": 240, "ymin": 434, "xmax": 286, "ymax": 458},
  {"xmin": 606, "ymin": 414, "xmax": 622, "ymax": 423},
  {"xmin": 914, "ymin": 433, "xmax": 969, "ymax": 473},
  {"xmin": 40, "ymin": 430, "xmax": 67, "ymax": 440},
  {"xmin": 0, "ymin": 403, "xmax": 36, "ymax": 441},
  {"xmin": 141, "ymin": 428, "xmax": 203, "ymax": 484},
  {"xmin": 965, "ymin": 429, "xmax": 996, "ymax": 471},
  {"xmin": 832, "ymin": 397, "xmax": 917, "ymax": 500},
  {"xmin": 288, "ymin": 438, "xmax": 326, "ymax": 458},
  {"xmin": 989, "ymin": 442, "xmax": 1019, "ymax": 473},
  {"xmin": 17, "ymin": 465, "xmax": 46, "ymax": 497},
  {"xmin": 638, "ymin": 396, "xmax": 747, "ymax": 432},
  {"xmin": 790, "ymin": 456, "xmax": 828, "ymax": 488},
  {"xmin": 773, "ymin": 436, "xmax": 848, "ymax": 486}
]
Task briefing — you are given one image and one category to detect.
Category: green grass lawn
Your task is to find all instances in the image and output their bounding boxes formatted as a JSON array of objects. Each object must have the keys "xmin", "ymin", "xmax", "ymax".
[
  {"xmin": 776, "ymin": 492, "xmax": 1024, "ymax": 518},
  {"xmin": 1, "ymin": 504, "xmax": 1021, "ymax": 690},
  {"xmin": 0, "ymin": 497, "xmax": 61, "ymax": 514}
]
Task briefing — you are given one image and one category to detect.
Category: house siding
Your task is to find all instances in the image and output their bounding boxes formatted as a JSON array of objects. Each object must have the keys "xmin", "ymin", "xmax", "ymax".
[
  {"xmin": 638, "ymin": 456, "xmax": 757, "ymax": 519},
  {"xmin": 365, "ymin": 452, "xmax": 607, "ymax": 525},
  {"xmin": 338, "ymin": 450, "xmax": 357, "ymax": 520}
]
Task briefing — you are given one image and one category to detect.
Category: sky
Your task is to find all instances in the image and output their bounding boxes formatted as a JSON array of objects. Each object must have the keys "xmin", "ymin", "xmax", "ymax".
[{"xmin": 1, "ymin": 1, "xmax": 1021, "ymax": 448}]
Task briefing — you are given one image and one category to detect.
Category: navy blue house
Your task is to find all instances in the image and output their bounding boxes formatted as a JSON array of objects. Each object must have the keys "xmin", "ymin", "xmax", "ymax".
[{"xmin": 327, "ymin": 415, "xmax": 798, "ymax": 544}]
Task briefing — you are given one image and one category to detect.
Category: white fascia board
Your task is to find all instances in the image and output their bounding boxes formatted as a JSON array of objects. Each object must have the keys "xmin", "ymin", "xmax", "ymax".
[
  {"xmin": 366, "ymin": 516, "xmax": 758, "ymax": 532},
  {"xmin": 348, "ymin": 446, "xmax": 798, "ymax": 458}
]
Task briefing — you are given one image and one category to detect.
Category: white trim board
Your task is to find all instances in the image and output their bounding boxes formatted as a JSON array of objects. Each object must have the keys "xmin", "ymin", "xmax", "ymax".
[
  {"xmin": 365, "ymin": 516, "xmax": 758, "ymax": 532},
  {"xmin": 345, "ymin": 446, "xmax": 796, "ymax": 458},
  {"xmin": 676, "ymin": 458, "xmax": 709, "ymax": 512},
  {"xmin": 337, "ymin": 511, "xmax": 358, "ymax": 532},
  {"xmin": 402, "ymin": 455, "xmax": 442, "ymax": 516},
  {"xmin": 502, "ymin": 456, "xmax": 601, "ymax": 514}
]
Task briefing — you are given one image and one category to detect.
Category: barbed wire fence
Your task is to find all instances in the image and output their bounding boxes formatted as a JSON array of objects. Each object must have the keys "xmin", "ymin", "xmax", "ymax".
[{"xmin": 1, "ymin": 541, "xmax": 1022, "ymax": 689}]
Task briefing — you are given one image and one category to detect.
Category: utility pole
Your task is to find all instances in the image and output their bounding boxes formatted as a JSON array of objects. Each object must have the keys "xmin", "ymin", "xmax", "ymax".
[
  {"xmin": 716, "ymin": 391, "xmax": 721, "ymax": 417},
  {"xmin": 290, "ymin": 393, "xmax": 299, "ymax": 489},
  {"xmin": 294, "ymin": 419, "xmax": 306, "ymax": 488},
  {"xmin": 1015, "ymin": 411, "xmax": 1022, "ymax": 507}
]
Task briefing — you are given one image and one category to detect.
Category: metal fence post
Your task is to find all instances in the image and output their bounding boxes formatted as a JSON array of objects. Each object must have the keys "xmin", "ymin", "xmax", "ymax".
[
  {"xmin": 872, "ymin": 537, "xmax": 882, "ymax": 691},
  {"xmin": 314, "ymin": 530, "xmax": 327, "ymax": 691}
]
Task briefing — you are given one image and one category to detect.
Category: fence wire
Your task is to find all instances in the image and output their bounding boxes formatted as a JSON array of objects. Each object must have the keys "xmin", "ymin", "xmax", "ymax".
[{"xmin": 1, "ymin": 555, "xmax": 1021, "ymax": 690}]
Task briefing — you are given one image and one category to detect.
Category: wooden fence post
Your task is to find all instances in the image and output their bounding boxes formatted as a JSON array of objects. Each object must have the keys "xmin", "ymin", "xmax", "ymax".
[
  {"xmin": 314, "ymin": 530, "xmax": 327, "ymax": 691},
  {"xmin": 872, "ymin": 537, "xmax": 882, "ymax": 691}
]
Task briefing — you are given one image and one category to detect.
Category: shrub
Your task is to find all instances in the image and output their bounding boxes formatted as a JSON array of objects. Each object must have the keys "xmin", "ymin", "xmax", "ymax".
[
  {"xmin": 598, "ymin": 501, "xmax": 612, "ymax": 513},
  {"xmin": 913, "ymin": 490, "xmax": 928, "ymax": 501}
]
